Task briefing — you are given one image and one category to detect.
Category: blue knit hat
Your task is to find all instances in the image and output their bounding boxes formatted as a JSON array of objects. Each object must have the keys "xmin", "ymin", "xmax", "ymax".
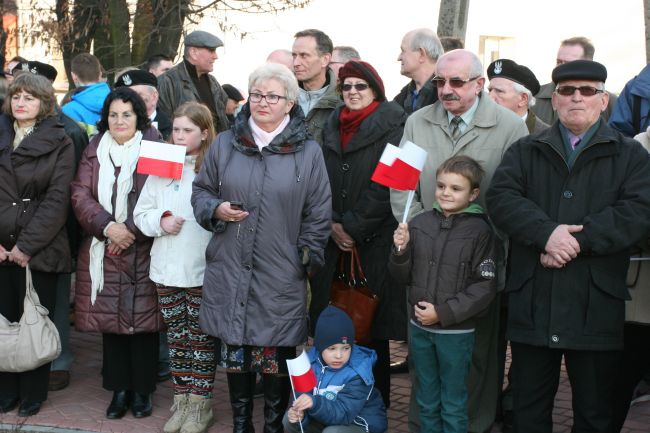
[{"xmin": 314, "ymin": 306, "xmax": 355, "ymax": 353}]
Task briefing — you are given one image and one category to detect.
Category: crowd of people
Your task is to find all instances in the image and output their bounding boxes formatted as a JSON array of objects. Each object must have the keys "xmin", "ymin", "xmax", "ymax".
[{"xmin": 0, "ymin": 25, "xmax": 649, "ymax": 433}]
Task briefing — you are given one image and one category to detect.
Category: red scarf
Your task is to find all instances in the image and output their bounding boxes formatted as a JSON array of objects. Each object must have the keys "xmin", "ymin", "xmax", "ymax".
[{"xmin": 338, "ymin": 100, "xmax": 380, "ymax": 150}]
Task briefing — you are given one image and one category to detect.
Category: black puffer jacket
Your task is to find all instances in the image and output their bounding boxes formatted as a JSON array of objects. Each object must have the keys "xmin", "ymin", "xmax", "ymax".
[
  {"xmin": 309, "ymin": 101, "xmax": 408, "ymax": 340},
  {"xmin": 0, "ymin": 114, "xmax": 75, "ymax": 273},
  {"xmin": 389, "ymin": 205, "xmax": 496, "ymax": 330}
]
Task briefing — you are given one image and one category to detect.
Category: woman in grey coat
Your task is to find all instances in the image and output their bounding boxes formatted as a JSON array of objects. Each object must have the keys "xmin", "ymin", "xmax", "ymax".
[{"xmin": 192, "ymin": 62, "xmax": 331, "ymax": 433}]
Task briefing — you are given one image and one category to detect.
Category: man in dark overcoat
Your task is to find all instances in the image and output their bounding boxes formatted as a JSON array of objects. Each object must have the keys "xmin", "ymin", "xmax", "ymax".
[{"xmin": 487, "ymin": 60, "xmax": 650, "ymax": 433}]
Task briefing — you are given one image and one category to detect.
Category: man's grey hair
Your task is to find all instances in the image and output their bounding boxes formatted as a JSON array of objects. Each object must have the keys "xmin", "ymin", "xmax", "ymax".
[
  {"xmin": 468, "ymin": 52, "xmax": 484, "ymax": 78},
  {"xmin": 512, "ymin": 82, "xmax": 536, "ymax": 108},
  {"xmin": 408, "ymin": 28, "xmax": 444, "ymax": 62},
  {"xmin": 249, "ymin": 63, "xmax": 299, "ymax": 102},
  {"xmin": 333, "ymin": 46, "xmax": 361, "ymax": 61}
]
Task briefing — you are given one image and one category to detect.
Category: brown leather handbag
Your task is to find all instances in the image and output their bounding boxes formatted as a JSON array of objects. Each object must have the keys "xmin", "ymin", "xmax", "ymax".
[{"xmin": 329, "ymin": 247, "xmax": 379, "ymax": 344}]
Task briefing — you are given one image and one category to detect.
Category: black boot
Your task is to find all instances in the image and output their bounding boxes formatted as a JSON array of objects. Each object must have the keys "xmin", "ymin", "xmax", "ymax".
[
  {"xmin": 227, "ymin": 372, "xmax": 256, "ymax": 433},
  {"xmin": 262, "ymin": 374, "xmax": 290, "ymax": 433}
]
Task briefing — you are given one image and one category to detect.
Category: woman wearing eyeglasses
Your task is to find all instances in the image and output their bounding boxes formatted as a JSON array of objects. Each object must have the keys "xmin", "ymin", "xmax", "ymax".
[
  {"xmin": 191, "ymin": 62, "xmax": 331, "ymax": 433},
  {"xmin": 309, "ymin": 60, "xmax": 408, "ymax": 409}
]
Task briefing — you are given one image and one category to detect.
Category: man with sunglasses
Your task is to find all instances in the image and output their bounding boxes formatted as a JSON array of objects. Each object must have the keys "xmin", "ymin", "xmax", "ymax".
[
  {"xmin": 390, "ymin": 49, "xmax": 528, "ymax": 433},
  {"xmin": 487, "ymin": 60, "xmax": 650, "ymax": 433}
]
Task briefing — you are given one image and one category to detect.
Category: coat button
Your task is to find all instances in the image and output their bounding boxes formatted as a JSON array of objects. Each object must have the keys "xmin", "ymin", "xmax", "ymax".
[
  {"xmin": 244, "ymin": 264, "xmax": 252, "ymax": 271},
  {"xmin": 341, "ymin": 163, "xmax": 350, "ymax": 172},
  {"xmin": 341, "ymin": 189, "xmax": 347, "ymax": 198},
  {"xmin": 9, "ymin": 234, "xmax": 15, "ymax": 240},
  {"xmin": 129, "ymin": 327, "xmax": 134, "ymax": 333},
  {"xmin": 240, "ymin": 302, "xmax": 245, "ymax": 307},
  {"xmin": 551, "ymin": 334, "xmax": 559, "ymax": 343},
  {"xmin": 563, "ymin": 190, "xmax": 573, "ymax": 199}
]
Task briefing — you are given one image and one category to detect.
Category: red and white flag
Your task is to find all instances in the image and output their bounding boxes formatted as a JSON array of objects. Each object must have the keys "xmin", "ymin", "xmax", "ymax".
[
  {"xmin": 371, "ymin": 140, "xmax": 427, "ymax": 191},
  {"xmin": 137, "ymin": 140, "xmax": 187, "ymax": 180},
  {"xmin": 286, "ymin": 350, "xmax": 317, "ymax": 393}
]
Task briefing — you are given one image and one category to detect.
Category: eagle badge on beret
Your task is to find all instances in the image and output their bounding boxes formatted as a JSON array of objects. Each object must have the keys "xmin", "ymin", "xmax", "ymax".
[
  {"xmin": 122, "ymin": 74, "xmax": 132, "ymax": 86},
  {"xmin": 479, "ymin": 259, "xmax": 496, "ymax": 279},
  {"xmin": 493, "ymin": 61, "xmax": 503, "ymax": 75}
]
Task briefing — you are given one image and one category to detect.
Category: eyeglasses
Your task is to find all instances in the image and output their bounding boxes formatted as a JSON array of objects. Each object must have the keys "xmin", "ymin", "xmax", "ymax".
[
  {"xmin": 555, "ymin": 86, "xmax": 604, "ymax": 97},
  {"xmin": 249, "ymin": 93, "xmax": 287, "ymax": 104},
  {"xmin": 432, "ymin": 76, "xmax": 480, "ymax": 88},
  {"xmin": 341, "ymin": 83, "xmax": 370, "ymax": 92}
]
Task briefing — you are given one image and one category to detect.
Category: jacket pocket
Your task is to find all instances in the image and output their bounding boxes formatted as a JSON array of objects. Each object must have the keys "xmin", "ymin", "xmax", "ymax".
[
  {"xmin": 583, "ymin": 266, "xmax": 628, "ymax": 336},
  {"xmin": 505, "ymin": 270, "xmax": 535, "ymax": 330}
]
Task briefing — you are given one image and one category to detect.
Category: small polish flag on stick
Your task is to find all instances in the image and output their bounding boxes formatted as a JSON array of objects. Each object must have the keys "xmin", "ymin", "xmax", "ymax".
[
  {"xmin": 286, "ymin": 350, "xmax": 317, "ymax": 394},
  {"xmin": 137, "ymin": 140, "xmax": 187, "ymax": 180},
  {"xmin": 371, "ymin": 141, "xmax": 427, "ymax": 191},
  {"xmin": 371, "ymin": 140, "xmax": 427, "ymax": 226}
]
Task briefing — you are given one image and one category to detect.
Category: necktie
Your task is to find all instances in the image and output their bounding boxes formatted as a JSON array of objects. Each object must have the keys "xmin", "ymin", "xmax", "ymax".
[
  {"xmin": 450, "ymin": 116, "xmax": 462, "ymax": 142},
  {"xmin": 571, "ymin": 136, "xmax": 582, "ymax": 149}
]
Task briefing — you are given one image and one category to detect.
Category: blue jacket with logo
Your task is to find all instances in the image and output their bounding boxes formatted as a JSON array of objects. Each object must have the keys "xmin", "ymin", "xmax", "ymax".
[
  {"xmin": 299, "ymin": 345, "xmax": 387, "ymax": 433},
  {"xmin": 62, "ymin": 82, "xmax": 111, "ymax": 137}
]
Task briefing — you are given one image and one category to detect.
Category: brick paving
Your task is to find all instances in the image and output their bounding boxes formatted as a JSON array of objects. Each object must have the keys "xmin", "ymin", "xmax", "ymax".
[{"xmin": 0, "ymin": 331, "xmax": 649, "ymax": 432}]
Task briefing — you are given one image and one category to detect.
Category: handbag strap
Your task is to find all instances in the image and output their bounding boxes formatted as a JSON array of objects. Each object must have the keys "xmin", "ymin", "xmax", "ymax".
[
  {"xmin": 351, "ymin": 246, "xmax": 367, "ymax": 284},
  {"xmin": 24, "ymin": 264, "xmax": 41, "ymax": 306}
]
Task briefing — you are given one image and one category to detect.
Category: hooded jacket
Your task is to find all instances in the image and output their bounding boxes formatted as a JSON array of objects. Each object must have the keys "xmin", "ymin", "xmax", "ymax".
[
  {"xmin": 0, "ymin": 114, "xmax": 75, "ymax": 273},
  {"xmin": 192, "ymin": 103, "xmax": 331, "ymax": 347},
  {"xmin": 62, "ymin": 82, "xmax": 111, "ymax": 137},
  {"xmin": 389, "ymin": 204, "xmax": 497, "ymax": 330},
  {"xmin": 300, "ymin": 68, "xmax": 341, "ymax": 145},
  {"xmin": 299, "ymin": 345, "xmax": 387, "ymax": 433}
]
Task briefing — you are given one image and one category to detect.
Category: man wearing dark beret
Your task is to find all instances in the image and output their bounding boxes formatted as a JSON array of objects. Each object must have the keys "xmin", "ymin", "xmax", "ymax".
[
  {"xmin": 12, "ymin": 60, "xmax": 58, "ymax": 82},
  {"xmin": 487, "ymin": 59, "xmax": 650, "ymax": 433},
  {"xmin": 488, "ymin": 58, "xmax": 549, "ymax": 134},
  {"xmin": 158, "ymin": 30, "xmax": 229, "ymax": 134},
  {"xmin": 115, "ymin": 69, "xmax": 171, "ymax": 140},
  {"xmin": 221, "ymin": 83, "xmax": 244, "ymax": 126}
]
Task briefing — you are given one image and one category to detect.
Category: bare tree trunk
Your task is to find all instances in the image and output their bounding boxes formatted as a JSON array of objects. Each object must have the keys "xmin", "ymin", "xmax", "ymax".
[
  {"xmin": 132, "ymin": 0, "xmax": 154, "ymax": 66},
  {"xmin": 437, "ymin": 0, "xmax": 470, "ymax": 41},
  {"xmin": 645, "ymin": 0, "xmax": 650, "ymax": 63},
  {"xmin": 0, "ymin": 0, "xmax": 7, "ymax": 69},
  {"xmin": 145, "ymin": 0, "xmax": 189, "ymax": 62}
]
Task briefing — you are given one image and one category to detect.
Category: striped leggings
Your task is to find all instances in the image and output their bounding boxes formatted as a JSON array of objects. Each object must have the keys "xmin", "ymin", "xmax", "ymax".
[{"xmin": 157, "ymin": 285, "xmax": 216, "ymax": 397}]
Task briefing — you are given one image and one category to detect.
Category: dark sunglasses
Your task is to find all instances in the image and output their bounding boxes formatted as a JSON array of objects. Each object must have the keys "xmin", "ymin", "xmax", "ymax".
[
  {"xmin": 341, "ymin": 83, "xmax": 370, "ymax": 92},
  {"xmin": 432, "ymin": 76, "xmax": 480, "ymax": 88},
  {"xmin": 555, "ymin": 86, "xmax": 604, "ymax": 97}
]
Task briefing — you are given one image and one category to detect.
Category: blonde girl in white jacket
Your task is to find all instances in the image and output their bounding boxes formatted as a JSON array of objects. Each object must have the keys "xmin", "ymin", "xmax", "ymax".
[{"xmin": 134, "ymin": 102, "xmax": 216, "ymax": 433}]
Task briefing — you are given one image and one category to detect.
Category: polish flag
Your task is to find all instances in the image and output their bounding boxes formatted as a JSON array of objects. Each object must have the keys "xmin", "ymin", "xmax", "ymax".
[
  {"xmin": 137, "ymin": 140, "xmax": 187, "ymax": 180},
  {"xmin": 286, "ymin": 350, "xmax": 317, "ymax": 393},
  {"xmin": 371, "ymin": 141, "xmax": 428, "ymax": 191}
]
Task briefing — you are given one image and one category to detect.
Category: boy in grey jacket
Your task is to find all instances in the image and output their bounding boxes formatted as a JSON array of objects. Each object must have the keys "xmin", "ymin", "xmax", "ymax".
[{"xmin": 389, "ymin": 155, "xmax": 496, "ymax": 433}]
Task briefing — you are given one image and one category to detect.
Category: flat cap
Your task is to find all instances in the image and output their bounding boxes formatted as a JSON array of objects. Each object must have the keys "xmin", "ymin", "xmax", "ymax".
[
  {"xmin": 487, "ymin": 59, "xmax": 540, "ymax": 95},
  {"xmin": 552, "ymin": 60, "xmax": 607, "ymax": 84},
  {"xmin": 115, "ymin": 69, "xmax": 158, "ymax": 88},
  {"xmin": 222, "ymin": 84, "xmax": 244, "ymax": 102},
  {"xmin": 184, "ymin": 30, "xmax": 223, "ymax": 49},
  {"xmin": 13, "ymin": 61, "xmax": 58, "ymax": 81}
]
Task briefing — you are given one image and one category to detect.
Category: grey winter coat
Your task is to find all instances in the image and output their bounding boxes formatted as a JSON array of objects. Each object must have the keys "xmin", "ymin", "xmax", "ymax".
[{"xmin": 192, "ymin": 104, "xmax": 332, "ymax": 347}]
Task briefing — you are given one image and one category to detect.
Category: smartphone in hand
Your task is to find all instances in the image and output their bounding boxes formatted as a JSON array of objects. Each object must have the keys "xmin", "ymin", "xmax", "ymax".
[{"xmin": 230, "ymin": 200, "xmax": 245, "ymax": 211}]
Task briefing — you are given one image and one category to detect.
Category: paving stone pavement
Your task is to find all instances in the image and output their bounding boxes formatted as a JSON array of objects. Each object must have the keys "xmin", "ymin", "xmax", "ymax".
[{"xmin": 1, "ymin": 331, "xmax": 649, "ymax": 432}]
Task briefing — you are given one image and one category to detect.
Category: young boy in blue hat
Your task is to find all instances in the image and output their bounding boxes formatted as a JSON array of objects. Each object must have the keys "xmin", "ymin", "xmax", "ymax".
[{"xmin": 283, "ymin": 305, "xmax": 387, "ymax": 433}]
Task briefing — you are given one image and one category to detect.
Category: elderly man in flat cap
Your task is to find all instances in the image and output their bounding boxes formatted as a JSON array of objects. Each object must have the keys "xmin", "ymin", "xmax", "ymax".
[
  {"xmin": 487, "ymin": 60, "xmax": 650, "ymax": 433},
  {"xmin": 488, "ymin": 59, "xmax": 549, "ymax": 134},
  {"xmin": 116, "ymin": 69, "xmax": 172, "ymax": 140},
  {"xmin": 158, "ymin": 30, "xmax": 229, "ymax": 133}
]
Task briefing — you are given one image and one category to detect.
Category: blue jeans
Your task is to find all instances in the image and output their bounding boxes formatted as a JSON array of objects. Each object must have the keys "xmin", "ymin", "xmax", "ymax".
[{"xmin": 409, "ymin": 323, "xmax": 474, "ymax": 433}]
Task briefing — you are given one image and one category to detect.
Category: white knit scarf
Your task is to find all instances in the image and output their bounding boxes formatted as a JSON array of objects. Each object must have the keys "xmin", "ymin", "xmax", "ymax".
[{"xmin": 89, "ymin": 130, "xmax": 143, "ymax": 304}]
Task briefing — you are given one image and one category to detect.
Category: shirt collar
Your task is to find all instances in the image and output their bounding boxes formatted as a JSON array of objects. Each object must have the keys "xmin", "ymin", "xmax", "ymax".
[{"xmin": 447, "ymin": 95, "xmax": 480, "ymax": 126}]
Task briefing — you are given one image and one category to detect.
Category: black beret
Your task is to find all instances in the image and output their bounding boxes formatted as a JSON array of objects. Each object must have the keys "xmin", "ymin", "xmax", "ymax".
[
  {"xmin": 13, "ymin": 61, "xmax": 58, "ymax": 81},
  {"xmin": 222, "ymin": 84, "xmax": 244, "ymax": 102},
  {"xmin": 487, "ymin": 59, "xmax": 540, "ymax": 95},
  {"xmin": 184, "ymin": 31, "xmax": 223, "ymax": 49},
  {"xmin": 115, "ymin": 69, "xmax": 158, "ymax": 88},
  {"xmin": 552, "ymin": 60, "xmax": 607, "ymax": 84}
]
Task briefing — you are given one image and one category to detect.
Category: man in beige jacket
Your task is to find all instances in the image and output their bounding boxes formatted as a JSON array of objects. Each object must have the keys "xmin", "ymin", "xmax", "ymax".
[{"xmin": 390, "ymin": 49, "xmax": 528, "ymax": 433}]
